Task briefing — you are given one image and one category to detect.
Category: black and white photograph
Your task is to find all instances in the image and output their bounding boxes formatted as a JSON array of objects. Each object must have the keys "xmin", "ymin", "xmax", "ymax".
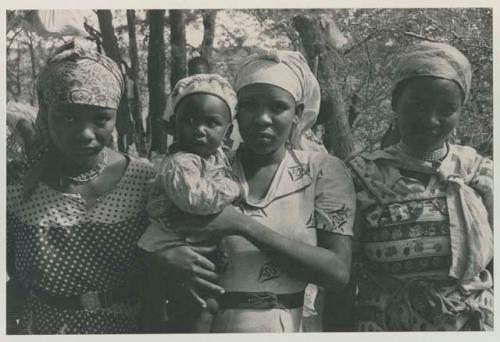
[{"xmin": 2, "ymin": 0, "xmax": 496, "ymax": 336}]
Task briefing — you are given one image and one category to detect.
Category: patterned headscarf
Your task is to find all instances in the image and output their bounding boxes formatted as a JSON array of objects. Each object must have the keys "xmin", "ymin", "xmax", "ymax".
[
  {"xmin": 22, "ymin": 39, "xmax": 124, "ymax": 198},
  {"xmin": 392, "ymin": 42, "xmax": 472, "ymax": 108},
  {"xmin": 164, "ymin": 74, "xmax": 237, "ymax": 122},
  {"xmin": 233, "ymin": 49, "xmax": 321, "ymax": 149},
  {"xmin": 37, "ymin": 40, "xmax": 124, "ymax": 109}
]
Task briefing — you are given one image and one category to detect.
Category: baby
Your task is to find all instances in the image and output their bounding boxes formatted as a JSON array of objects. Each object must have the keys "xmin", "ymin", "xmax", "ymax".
[{"xmin": 138, "ymin": 74, "xmax": 241, "ymax": 332}]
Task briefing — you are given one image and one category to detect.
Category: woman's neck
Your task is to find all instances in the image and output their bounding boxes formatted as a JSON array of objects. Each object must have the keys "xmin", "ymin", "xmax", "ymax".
[
  {"xmin": 54, "ymin": 149, "xmax": 105, "ymax": 177},
  {"xmin": 240, "ymin": 145, "xmax": 286, "ymax": 170},
  {"xmin": 399, "ymin": 140, "xmax": 448, "ymax": 162}
]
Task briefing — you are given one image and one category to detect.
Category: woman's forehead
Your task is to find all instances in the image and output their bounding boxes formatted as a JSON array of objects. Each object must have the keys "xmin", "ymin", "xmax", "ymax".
[
  {"xmin": 49, "ymin": 103, "xmax": 117, "ymax": 115},
  {"xmin": 238, "ymin": 83, "xmax": 295, "ymax": 101},
  {"xmin": 399, "ymin": 77, "xmax": 463, "ymax": 100}
]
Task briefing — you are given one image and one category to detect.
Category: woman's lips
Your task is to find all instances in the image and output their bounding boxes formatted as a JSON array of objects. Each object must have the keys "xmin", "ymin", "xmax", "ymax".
[
  {"xmin": 413, "ymin": 128, "xmax": 441, "ymax": 138},
  {"xmin": 74, "ymin": 146, "xmax": 99, "ymax": 155},
  {"xmin": 253, "ymin": 131, "xmax": 274, "ymax": 141},
  {"xmin": 192, "ymin": 140, "xmax": 207, "ymax": 146}
]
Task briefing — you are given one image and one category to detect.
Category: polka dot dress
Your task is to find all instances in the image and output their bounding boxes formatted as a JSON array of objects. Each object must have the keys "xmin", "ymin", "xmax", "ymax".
[{"xmin": 7, "ymin": 157, "xmax": 155, "ymax": 334}]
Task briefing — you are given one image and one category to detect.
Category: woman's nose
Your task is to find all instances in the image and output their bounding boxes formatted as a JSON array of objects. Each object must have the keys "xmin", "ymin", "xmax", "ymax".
[
  {"xmin": 75, "ymin": 126, "xmax": 95, "ymax": 144},
  {"xmin": 254, "ymin": 108, "xmax": 272, "ymax": 126},
  {"xmin": 426, "ymin": 111, "xmax": 441, "ymax": 127}
]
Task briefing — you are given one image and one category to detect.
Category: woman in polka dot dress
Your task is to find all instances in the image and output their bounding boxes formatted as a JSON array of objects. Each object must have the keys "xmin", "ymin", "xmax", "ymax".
[{"xmin": 6, "ymin": 40, "xmax": 155, "ymax": 334}]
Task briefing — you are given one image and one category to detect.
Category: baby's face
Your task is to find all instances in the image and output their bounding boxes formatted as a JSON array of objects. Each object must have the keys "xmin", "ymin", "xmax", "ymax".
[{"xmin": 175, "ymin": 93, "xmax": 231, "ymax": 157}]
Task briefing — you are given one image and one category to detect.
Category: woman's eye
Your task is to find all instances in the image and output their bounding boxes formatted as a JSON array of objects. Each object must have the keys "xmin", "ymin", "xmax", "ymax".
[
  {"xmin": 181, "ymin": 116, "xmax": 194, "ymax": 124},
  {"xmin": 238, "ymin": 101, "xmax": 256, "ymax": 111},
  {"xmin": 414, "ymin": 103, "xmax": 426, "ymax": 111},
  {"xmin": 270, "ymin": 102, "xmax": 288, "ymax": 113},
  {"xmin": 63, "ymin": 115, "xmax": 75, "ymax": 123},
  {"xmin": 439, "ymin": 105, "xmax": 457, "ymax": 117}
]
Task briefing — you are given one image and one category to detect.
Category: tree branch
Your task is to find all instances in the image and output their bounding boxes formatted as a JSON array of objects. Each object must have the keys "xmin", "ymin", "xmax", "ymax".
[
  {"xmin": 7, "ymin": 28, "xmax": 23, "ymax": 53},
  {"xmin": 343, "ymin": 31, "xmax": 379, "ymax": 55},
  {"xmin": 364, "ymin": 41, "xmax": 373, "ymax": 81},
  {"xmin": 403, "ymin": 31, "xmax": 438, "ymax": 42}
]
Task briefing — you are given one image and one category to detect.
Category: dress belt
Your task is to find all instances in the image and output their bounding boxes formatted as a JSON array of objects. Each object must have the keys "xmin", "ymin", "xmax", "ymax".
[
  {"xmin": 29, "ymin": 285, "xmax": 139, "ymax": 312},
  {"xmin": 219, "ymin": 290, "xmax": 305, "ymax": 310}
]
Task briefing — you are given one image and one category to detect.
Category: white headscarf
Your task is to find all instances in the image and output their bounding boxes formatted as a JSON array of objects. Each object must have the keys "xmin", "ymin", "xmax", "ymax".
[{"xmin": 233, "ymin": 50, "xmax": 321, "ymax": 149}]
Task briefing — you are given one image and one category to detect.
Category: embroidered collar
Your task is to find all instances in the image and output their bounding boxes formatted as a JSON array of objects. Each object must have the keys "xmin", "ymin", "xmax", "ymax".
[{"xmin": 232, "ymin": 148, "xmax": 313, "ymax": 208}]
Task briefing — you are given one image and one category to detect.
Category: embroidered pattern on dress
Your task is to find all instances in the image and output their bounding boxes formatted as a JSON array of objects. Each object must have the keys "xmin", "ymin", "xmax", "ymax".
[
  {"xmin": 259, "ymin": 261, "xmax": 280, "ymax": 282},
  {"xmin": 364, "ymin": 221, "xmax": 450, "ymax": 243},
  {"xmin": 241, "ymin": 205, "xmax": 267, "ymax": 218},
  {"xmin": 367, "ymin": 255, "xmax": 451, "ymax": 275},
  {"xmin": 377, "ymin": 198, "xmax": 447, "ymax": 227},
  {"xmin": 329, "ymin": 205, "xmax": 348, "ymax": 231},
  {"xmin": 288, "ymin": 163, "xmax": 310, "ymax": 182}
]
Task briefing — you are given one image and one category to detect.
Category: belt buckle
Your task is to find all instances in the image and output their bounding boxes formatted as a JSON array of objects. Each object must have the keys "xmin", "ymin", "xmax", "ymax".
[
  {"xmin": 81, "ymin": 291, "xmax": 101, "ymax": 312},
  {"xmin": 246, "ymin": 292, "xmax": 278, "ymax": 309}
]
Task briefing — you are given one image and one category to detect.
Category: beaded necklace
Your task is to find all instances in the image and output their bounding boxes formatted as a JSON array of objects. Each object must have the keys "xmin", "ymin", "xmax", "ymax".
[
  {"xmin": 59, "ymin": 149, "xmax": 108, "ymax": 186},
  {"xmin": 400, "ymin": 141, "xmax": 448, "ymax": 162}
]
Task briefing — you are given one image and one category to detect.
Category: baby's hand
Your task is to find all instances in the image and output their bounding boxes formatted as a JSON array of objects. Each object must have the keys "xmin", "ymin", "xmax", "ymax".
[{"xmin": 146, "ymin": 182, "xmax": 169, "ymax": 218}]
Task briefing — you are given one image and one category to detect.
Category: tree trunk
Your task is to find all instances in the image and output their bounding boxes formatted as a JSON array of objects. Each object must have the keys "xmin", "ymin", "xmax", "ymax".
[
  {"xmin": 15, "ymin": 47, "xmax": 21, "ymax": 101},
  {"xmin": 293, "ymin": 14, "xmax": 355, "ymax": 159},
  {"xmin": 147, "ymin": 10, "xmax": 167, "ymax": 154},
  {"xmin": 27, "ymin": 32, "xmax": 37, "ymax": 106},
  {"xmin": 97, "ymin": 9, "xmax": 133, "ymax": 153},
  {"xmin": 169, "ymin": 10, "xmax": 187, "ymax": 88},
  {"xmin": 126, "ymin": 10, "xmax": 147, "ymax": 157},
  {"xmin": 201, "ymin": 10, "xmax": 217, "ymax": 63}
]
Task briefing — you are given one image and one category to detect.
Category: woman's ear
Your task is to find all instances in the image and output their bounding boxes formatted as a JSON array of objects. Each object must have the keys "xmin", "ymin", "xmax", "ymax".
[
  {"xmin": 222, "ymin": 123, "xmax": 235, "ymax": 149},
  {"xmin": 164, "ymin": 118, "xmax": 176, "ymax": 135},
  {"xmin": 224, "ymin": 123, "xmax": 234, "ymax": 140},
  {"xmin": 294, "ymin": 102, "xmax": 305, "ymax": 123}
]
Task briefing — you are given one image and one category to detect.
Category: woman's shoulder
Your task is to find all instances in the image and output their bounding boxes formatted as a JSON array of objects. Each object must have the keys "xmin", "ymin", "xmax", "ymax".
[
  {"xmin": 7, "ymin": 160, "xmax": 28, "ymax": 186},
  {"xmin": 290, "ymin": 150, "xmax": 355, "ymax": 187},
  {"xmin": 446, "ymin": 144, "xmax": 492, "ymax": 184},
  {"xmin": 448, "ymin": 143, "xmax": 488, "ymax": 165},
  {"xmin": 292, "ymin": 149, "xmax": 346, "ymax": 170},
  {"xmin": 121, "ymin": 153, "xmax": 156, "ymax": 180}
]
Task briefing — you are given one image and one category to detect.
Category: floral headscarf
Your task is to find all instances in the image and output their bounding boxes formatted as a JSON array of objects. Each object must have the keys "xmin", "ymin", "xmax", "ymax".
[{"xmin": 22, "ymin": 39, "xmax": 124, "ymax": 198}]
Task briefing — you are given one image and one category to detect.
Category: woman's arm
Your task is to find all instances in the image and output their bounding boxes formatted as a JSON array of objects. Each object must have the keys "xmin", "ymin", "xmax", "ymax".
[
  {"xmin": 207, "ymin": 206, "xmax": 352, "ymax": 289},
  {"xmin": 470, "ymin": 156, "xmax": 493, "ymax": 228},
  {"xmin": 165, "ymin": 154, "xmax": 356, "ymax": 289}
]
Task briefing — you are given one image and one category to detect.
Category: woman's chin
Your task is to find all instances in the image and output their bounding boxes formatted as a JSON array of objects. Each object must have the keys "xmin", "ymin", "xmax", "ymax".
[
  {"xmin": 404, "ymin": 135, "xmax": 445, "ymax": 152},
  {"xmin": 62, "ymin": 151, "xmax": 102, "ymax": 169},
  {"xmin": 246, "ymin": 142, "xmax": 280, "ymax": 155}
]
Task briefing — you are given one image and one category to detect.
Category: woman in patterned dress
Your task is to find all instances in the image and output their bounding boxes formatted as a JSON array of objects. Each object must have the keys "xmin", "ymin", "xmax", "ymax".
[
  {"xmin": 156, "ymin": 49, "xmax": 356, "ymax": 332},
  {"xmin": 6, "ymin": 40, "xmax": 155, "ymax": 334},
  {"xmin": 342, "ymin": 42, "xmax": 493, "ymax": 331}
]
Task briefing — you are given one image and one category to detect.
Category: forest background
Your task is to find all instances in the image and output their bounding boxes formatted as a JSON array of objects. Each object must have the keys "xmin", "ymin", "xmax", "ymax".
[{"xmin": 5, "ymin": 8, "xmax": 493, "ymax": 160}]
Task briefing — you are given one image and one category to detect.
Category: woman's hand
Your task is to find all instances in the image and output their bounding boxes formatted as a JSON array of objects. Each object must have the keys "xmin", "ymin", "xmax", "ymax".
[{"xmin": 152, "ymin": 245, "xmax": 225, "ymax": 305}]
